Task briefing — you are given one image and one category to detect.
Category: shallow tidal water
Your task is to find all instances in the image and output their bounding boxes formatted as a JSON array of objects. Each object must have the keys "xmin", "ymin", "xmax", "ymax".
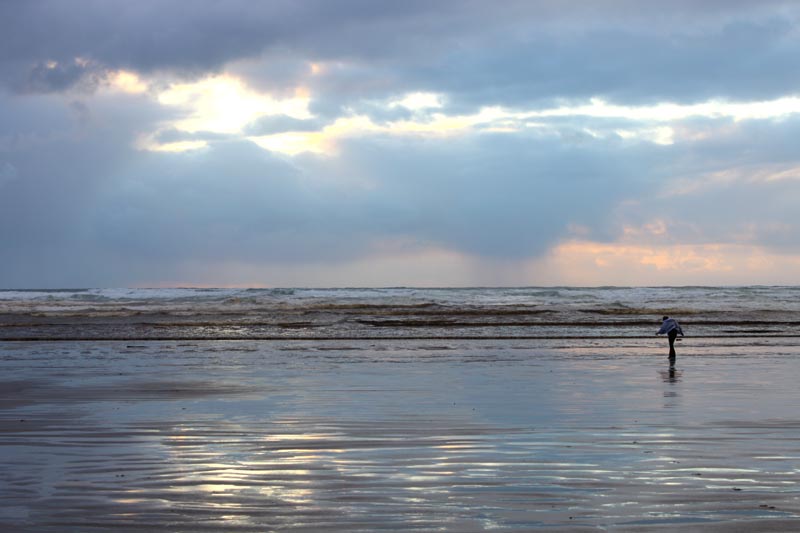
[{"xmin": 1, "ymin": 337, "xmax": 799, "ymax": 531}]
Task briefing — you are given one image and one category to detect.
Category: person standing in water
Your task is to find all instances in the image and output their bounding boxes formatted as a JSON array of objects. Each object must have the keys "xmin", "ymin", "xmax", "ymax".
[{"xmin": 657, "ymin": 316, "xmax": 684, "ymax": 367}]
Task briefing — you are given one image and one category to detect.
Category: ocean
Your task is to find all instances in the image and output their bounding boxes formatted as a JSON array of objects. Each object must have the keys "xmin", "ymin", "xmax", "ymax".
[{"xmin": 2, "ymin": 286, "xmax": 800, "ymax": 340}]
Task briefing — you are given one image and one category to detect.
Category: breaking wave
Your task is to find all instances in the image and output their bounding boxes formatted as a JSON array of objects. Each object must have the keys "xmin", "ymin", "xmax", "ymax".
[{"xmin": 2, "ymin": 286, "xmax": 800, "ymax": 340}]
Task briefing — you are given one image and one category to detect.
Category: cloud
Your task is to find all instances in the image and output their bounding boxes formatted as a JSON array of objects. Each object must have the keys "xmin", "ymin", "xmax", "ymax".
[
  {"xmin": 153, "ymin": 129, "xmax": 236, "ymax": 144},
  {"xmin": 23, "ymin": 58, "xmax": 104, "ymax": 93},
  {"xmin": 417, "ymin": 17, "xmax": 800, "ymax": 112},
  {"xmin": 0, "ymin": 161, "xmax": 18, "ymax": 187},
  {"xmin": 3, "ymin": 1, "xmax": 800, "ymax": 287},
  {"xmin": 4, "ymin": 76, "xmax": 800, "ymax": 287},
  {"xmin": 3, "ymin": 1, "xmax": 800, "ymax": 104},
  {"xmin": 0, "ymin": 84, "xmax": 662, "ymax": 286},
  {"xmin": 533, "ymin": 240, "xmax": 800, "ymax": 286},
  {"xmin": 244, "ymin": 115, "xmax": 326, "ymax": 136},
  {"xmin": 612, "ymin": 115, "xmax": 800, "ymax": 251}
]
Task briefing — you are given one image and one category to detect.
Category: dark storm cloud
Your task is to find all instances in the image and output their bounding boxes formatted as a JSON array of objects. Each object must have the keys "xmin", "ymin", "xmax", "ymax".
[
  {"xmin": 3, "ymin": 0, "xmax": 800, "ymax": 105},
  {"xmin": 24, "ymin": 58, "xmax": 105, "ymax": 93},
  {"xmin": 0, "ymin": 0, "xmax": 460, "ymax": 91},
  {"xmin": 423, "ymin": 18, "xmax": 800, "ymax": 111},
  {"xmin": 87, "ymin": 140, "xmax": 367, "ymax": 266},
  {"xmin": 0, "ymin": 89, "xmax": 172, "ymax": 286},
  {"xmin": 303, "ymin": 131, "xmax": 665, "ymax": 258}
]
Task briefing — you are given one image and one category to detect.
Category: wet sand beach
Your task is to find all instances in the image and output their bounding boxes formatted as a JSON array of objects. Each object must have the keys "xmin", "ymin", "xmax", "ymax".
[{"xmin": 1, "ymin": 337, "xmax": 799, "ymax": 531}]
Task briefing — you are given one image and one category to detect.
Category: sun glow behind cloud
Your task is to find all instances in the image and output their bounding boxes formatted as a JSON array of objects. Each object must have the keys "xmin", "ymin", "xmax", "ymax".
[
  {"xmin": 157, "ymin": 75, "xmax": 313, "ymax": 133},
  {"xmin": 140, "ymin": 75, "xmax": 314, "ymax": 151},
  {"xmin": 107, "ymin": 70, "xmax": 148, "ymax": 94},
  {"xmin": 249, "ymin": 131, "xmax": 328, "ymax": 155},
  {"xmin": 135, "ymin": 66, "xmax": 800, "ymax": 156}
]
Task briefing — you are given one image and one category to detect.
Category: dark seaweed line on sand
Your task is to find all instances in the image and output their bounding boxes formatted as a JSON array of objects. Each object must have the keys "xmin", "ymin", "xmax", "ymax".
[{"xmin": 3, "ymin": 334, "xmax": 800, "ymax": 342}]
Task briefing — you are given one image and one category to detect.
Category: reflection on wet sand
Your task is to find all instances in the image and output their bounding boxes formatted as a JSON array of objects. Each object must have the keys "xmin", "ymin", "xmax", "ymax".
[
  {"xmin": 1, "ymin": 339, "xmax": 800, "ymax": 531},
  {"xmin": 660, "ymin": 368, "xmax": 682, "ymax": 413},
  {"xmin": 660, "ymin": 368, "xmax": 681, "ymax": 382}
]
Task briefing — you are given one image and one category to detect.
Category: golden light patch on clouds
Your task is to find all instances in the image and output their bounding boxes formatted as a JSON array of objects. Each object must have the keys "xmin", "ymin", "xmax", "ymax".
[
  {"xmin": 536, "ymin": 239, "xmax": 800, "ymax": 285},
  {"xmin": 250, "ymin": 131, "xmax": 327, "ymax": 155},
  {"xmin": 324, "ymin": 115, "xmax": 382, "ymax": 135},
  {"xmin": 556, "ymin": 241, "xmax": 733, "ymax": 272},
  {"xmin": 107, "ymin": 70, "xmax": 148, "ymax": 94},
  {"xmin": 248, "ymin": 116, "xmax": 379, "ymax": 155},
  {"xmin": 639, "ymin": 245, "xmax": 731, "ymax": 272},
  {"xmin": 133, "ymin": 128, "xmax": 209, "ymax": 153},
  {"xmin": 145, "ymin": 140, "xmax": 208, "ymax": 153},
  {"xmin": 157, "ymin": 74, "xmax": 312, "ymax": 134},
  {"xmin": 138, "ymin": 74, "xmax": 315, "ymax": 152}
]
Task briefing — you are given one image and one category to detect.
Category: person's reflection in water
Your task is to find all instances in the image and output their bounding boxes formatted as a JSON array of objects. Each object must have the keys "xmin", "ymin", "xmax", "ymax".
[
  {"xmin": 667, "ymin": 366, "xmax": 678, "ymax": 382},
  {"xmin": 660, "ymin": 367, "xmax": 681, "ymax": 383},
  {"xmin": 660, "ymin": 367, "xmax": 681, "ymax": 409}
]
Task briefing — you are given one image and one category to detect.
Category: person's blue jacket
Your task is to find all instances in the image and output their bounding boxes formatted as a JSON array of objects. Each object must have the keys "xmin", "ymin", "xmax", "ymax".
[{"xmin": 657, "ymin": 318, "xmax": 684, "ymax": 336}]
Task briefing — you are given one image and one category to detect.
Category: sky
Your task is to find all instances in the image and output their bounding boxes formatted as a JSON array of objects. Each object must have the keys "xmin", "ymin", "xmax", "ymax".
[{"xmin": 2, "ymin": 0, "xmax": 800, "ymax": 288}]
